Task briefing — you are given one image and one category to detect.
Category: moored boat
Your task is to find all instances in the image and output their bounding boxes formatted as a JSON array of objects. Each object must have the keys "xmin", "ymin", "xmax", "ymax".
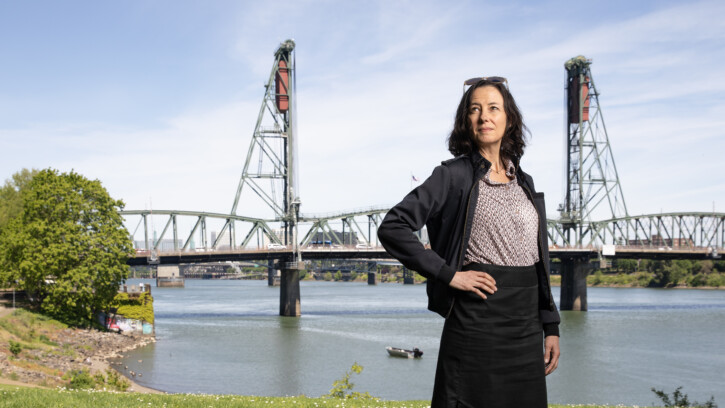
[{"xmin": 386, "ymin": 346, "xmax": 423, "ymax": 358}]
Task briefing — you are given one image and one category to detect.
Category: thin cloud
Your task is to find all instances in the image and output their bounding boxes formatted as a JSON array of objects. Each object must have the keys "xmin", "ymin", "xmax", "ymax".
[{"xmin": 0, "ymin": 0, "xmax": 722, "ymax": 227}]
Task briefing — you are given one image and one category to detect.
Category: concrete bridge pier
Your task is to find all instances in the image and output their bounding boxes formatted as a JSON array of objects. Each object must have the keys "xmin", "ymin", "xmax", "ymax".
[
  {"xmin": 559, "ymin": 255, "xmax": 590, "ymax": 311},
  {"xmin": 156, "ymin": 265, "xmax": 184, "ymax": 288},
  {"xmin": 267, "ymin": 259, "xmax": 279, "ymax": 286},
  {"xmin": 402, "ymin": 267, "xmax": 415, "ymax": 284},
  {"xmin": 367, "ymin": 271, "xmax": 378, "ymax": 285},
  {"xmin": 280, "ymin": 260, "xmax": 302, "ymax": 317}
]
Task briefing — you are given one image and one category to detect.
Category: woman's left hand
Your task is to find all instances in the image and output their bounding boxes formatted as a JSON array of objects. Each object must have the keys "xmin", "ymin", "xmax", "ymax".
[{"xmin": 544, "ymin": 335, "xmax": 560, "ymax": 375}]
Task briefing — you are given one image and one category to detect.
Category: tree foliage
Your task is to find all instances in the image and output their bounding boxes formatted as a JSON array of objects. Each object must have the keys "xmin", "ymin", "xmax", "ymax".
[
  {"xmin": 0, "ymin": 168, "xmax": 39, "ymax": 231},
  {"xmin": 0, "ymin": 169, "xmax": 133, "ymax": 326},
  {"xmin": 113, "ymin": 291, "xmax": 154, "ymax": 323},
  {"xmin": 588, "ymin": 259, "xmax": 725, "ymax": 288}
]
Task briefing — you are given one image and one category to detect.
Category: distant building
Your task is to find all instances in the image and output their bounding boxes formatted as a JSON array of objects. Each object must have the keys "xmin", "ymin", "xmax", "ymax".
[{"xmin": 134, "ymin": 239, "xmax": 183, "ymax": 251}]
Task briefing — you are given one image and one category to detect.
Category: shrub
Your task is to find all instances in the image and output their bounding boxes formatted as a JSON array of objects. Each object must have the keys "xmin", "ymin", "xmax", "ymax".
[
  {"xmin": 9, "ymin": 340, "xmax": 22, "ymax": 357},
  {"xmin": 66, "ymin": 369, "xmax": 96, "ymax": 389},
  {"xmin": 38, "ymin": 334, "xmax": 57, "ymax": 346},
  {"xmin": 590, "ymin": 271, "xmax": 603, "ymax": 285},
  {"xmin": 113, "ymin": 291, "xmax": 154, "ymax": 324},
  {"xmin": 327, "ymin": 362, "xmax": 374, "ymax": 400},
  {"xmin": 104, "ymin": 369, "xmax": 130, "ymax": 391},
  {"xmin": 635, "ymin": 272, "xmax": 654, "ymax": 287},
  {"xmin": 651, "ymin": 386, "xmax": 717, "ymax": 407}
]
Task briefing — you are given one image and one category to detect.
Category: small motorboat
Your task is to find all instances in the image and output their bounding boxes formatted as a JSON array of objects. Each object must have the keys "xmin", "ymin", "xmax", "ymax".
[{"xmin": 386, "ymin": 346, "xmax": 423, "ymax": 358}]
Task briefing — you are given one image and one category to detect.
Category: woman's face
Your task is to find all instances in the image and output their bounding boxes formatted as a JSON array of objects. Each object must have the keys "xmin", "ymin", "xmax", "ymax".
[{"xmin": 468, "ymin": 85, "xmax": 507, "ymax": 153}]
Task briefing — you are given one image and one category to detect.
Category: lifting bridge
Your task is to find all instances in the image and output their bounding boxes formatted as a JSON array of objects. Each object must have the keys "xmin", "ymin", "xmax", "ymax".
[{"xmin": 121, "ymin": 45, "xmax": 724, "ymax": 315}]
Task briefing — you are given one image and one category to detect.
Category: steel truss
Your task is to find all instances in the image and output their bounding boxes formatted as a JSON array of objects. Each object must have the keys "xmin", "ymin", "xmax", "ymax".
[
  {"xmin": 121, "ymin": 210, "xmax": 278, "ymax": 251},
  {"xmin": 298, "ymin": 208, "xmax": 388, "ymax": 247},
  {"xmin": 559, "ymin": 56, "xmax": 628, "ymax": 246},
  {"xmin": 121, "ymin": 208, "xmax": 394, "ymax": 253},
  {"xmin": 548, "ymin": 212, "xmax": 725, "ymax": 252}
]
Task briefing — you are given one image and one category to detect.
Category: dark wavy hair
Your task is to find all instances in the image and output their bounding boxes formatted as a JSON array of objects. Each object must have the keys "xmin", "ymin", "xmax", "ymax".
[{"xmin": 447, "ymin": 79, "xmax": 528, "ymax": 161}]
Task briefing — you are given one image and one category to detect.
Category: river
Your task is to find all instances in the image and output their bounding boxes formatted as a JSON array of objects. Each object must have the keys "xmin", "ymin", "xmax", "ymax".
[{"xmin": 118, "ymin": 279, "xmax": 725, "ymax": 406}]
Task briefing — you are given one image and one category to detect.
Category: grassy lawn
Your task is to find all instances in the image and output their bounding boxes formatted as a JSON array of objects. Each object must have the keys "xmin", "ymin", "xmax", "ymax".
[{"xmin": 0, "ymin": 384, "xmax": 660, "ymax": 408}]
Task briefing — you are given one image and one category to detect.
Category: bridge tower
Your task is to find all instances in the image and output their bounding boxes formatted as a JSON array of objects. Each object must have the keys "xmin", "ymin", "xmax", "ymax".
[
  {"xmin": 558, "ymin": 56, "xmax": 628, "ymax": 311},
  {"xmin": 230, "ymin": 39, "xmax": 302, "ymax": 316},
  {"xmin": 560, "ymin": 56, "xmax": 628, "ymax": 243},
  {"xmin": 231, "ymin": 39, "xmax": 301, "ymax": 250}
]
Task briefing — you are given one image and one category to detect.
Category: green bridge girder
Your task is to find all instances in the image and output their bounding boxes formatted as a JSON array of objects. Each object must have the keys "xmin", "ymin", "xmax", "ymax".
[
  {"xmin": 547, "ymin": 212, "xmax": 725, "ymax": 250},
  {"xmin": 121, "ymin": 209, "xmax": 724, "ymax": 258}
]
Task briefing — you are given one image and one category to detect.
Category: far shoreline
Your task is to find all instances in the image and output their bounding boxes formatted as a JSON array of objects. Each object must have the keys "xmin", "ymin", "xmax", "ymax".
[{"xmin": 128, "ymin": 276, "xmax": 724, "ymax": 290}]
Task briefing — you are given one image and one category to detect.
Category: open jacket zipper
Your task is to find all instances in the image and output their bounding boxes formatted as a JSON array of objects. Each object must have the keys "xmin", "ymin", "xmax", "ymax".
[
  {"xmin": 445, "ymin": 159, "xmax": 556, "ymax": 318},
  {"xmin": 519, "ymin": 182, "xmax": 557, "ymax": 312}
]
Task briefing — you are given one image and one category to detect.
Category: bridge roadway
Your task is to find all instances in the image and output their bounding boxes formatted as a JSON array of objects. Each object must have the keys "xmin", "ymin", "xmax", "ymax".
[{"xmin": 128, "ymin": 246, "xmax": 719, "ymax": 266}]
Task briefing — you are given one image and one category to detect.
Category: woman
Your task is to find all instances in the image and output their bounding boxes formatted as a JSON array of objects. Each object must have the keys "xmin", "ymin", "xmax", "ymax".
[{"xmin": 377, "ymin": 77, "xmax": 560, "ymax": 407}]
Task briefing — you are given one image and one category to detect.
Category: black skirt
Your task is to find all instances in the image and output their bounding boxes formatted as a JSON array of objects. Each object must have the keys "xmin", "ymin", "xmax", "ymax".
[{"xmin": 431, "ymin": 263, "xmax": 547, "ymax": 408}]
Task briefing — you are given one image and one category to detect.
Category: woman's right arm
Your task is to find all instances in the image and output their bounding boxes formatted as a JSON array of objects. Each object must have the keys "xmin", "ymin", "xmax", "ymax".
[{"xmin": 377, "ymin": 165, "xmax": 457, "ymax": 283}]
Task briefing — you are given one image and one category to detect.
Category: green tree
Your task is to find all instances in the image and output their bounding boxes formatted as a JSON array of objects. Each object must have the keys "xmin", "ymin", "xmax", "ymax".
[
  {"xmin": 698, "ymin": 260, "xmax": 714, "ymax": 274},
  {"xmin": 651, "ymin": 260, "xmax": 691, "ymax": 287},
  {"xmin": 0, "ymin": 169, "xmax": 133, "ymax": 326},
  {"xmin": 639, "ymin": 259, "xmax": 655, "ymax": 272},
  {"xmin": 0, "ymin": 168, "xmax": 39, "ymax": 231},
  {"xmin": 615, "ymin": 259, "xmax": 638, "ymax": 273}
]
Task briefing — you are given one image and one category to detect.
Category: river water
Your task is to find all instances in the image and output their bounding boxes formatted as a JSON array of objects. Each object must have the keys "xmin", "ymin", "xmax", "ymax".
[{"xmin": 119, "ymin": 279, "xmax": 725, "ymax": 406}]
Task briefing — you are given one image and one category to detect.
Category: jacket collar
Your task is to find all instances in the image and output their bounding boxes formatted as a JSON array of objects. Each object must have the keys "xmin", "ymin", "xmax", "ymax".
[
  {"xmin": 468, "ymin": 150, "xmax": 520, "ymax": 173},
  {"xmin": 469, "ymin": 150, "xmax": 488, "ymax": 169}
]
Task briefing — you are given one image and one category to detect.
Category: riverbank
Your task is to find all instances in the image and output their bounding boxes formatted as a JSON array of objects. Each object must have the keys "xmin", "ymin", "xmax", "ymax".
[
  {"xmin": 0, "ymin": 305, "xmax": 160, "ymax": 394},
  {"xmin": 547, "ymin": 273, "xmax": 724, "ymax": 289}
]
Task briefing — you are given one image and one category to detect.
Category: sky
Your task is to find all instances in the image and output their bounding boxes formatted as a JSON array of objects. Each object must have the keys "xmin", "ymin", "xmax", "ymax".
[{"xmin": 1, "ymin": 0, "xmax": 724, "ymax": 239}]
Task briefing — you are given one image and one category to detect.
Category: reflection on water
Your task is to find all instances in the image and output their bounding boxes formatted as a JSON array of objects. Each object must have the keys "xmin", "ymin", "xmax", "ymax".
[{"xmin": 119, "ymin": 279, "xmax": 725, "ymax": 405}]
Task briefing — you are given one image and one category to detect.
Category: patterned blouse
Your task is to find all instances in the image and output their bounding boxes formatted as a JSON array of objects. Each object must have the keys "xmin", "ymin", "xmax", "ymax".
[{"xmin": 463, "ymin": 160, "xmax": 540, "ymax": 267}]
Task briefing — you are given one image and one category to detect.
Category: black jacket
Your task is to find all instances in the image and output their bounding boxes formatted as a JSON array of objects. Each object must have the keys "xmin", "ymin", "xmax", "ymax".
[{"xmin": 378, "ymin": 151, "xmax": 560, "ymax": 336}]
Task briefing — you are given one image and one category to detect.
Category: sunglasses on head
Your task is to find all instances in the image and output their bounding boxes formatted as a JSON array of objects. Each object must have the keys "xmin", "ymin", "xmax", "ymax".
[{"xmin": 463, "ymin": 76, "xmax": 508, "ymax": 93}]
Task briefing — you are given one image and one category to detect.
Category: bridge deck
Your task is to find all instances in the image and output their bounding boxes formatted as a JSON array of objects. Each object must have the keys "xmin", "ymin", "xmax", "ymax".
[{"xmin": 128, "ymin": 246, "xmax": 718, "ymax": 266}]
